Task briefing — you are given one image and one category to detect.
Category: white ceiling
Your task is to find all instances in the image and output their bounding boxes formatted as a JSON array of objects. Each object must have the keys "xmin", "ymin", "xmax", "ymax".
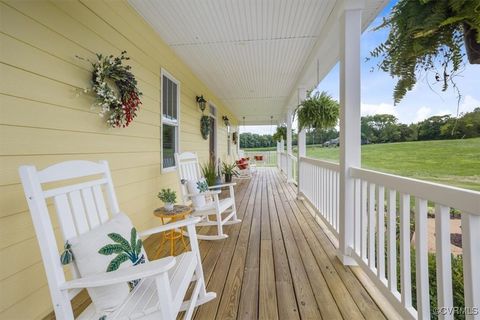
[{"xmin": 129, "ymin": 0, "xmax": 388, "ymax": 125}]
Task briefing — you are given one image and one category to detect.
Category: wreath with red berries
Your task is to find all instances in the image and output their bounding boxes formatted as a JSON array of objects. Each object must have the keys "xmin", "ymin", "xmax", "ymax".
[{"xmin": 91, "ymin": 51, "xmax": 142, "ymax": 128}]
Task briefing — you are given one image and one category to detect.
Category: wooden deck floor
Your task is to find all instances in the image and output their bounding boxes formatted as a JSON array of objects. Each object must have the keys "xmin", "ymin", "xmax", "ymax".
[
  {"xmin": 150, "ymin": 167, "xmax": 386, "ymax": 320},
  {"xmin": 54, "ymin": 167, "xmax": 386, "ymax": 319}
]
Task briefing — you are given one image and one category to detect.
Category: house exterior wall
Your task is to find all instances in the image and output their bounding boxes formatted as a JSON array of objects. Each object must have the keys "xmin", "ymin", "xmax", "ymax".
[{"xmin": 0, "ymin": 1, "xmax": 238, "ymax": 318}]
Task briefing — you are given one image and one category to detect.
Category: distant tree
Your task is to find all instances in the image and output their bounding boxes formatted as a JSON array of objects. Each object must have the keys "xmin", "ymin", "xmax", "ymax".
[
  {"xmin": 418, "ymin": 115, "xmax": 451, "ymax": 140},
  {"xmin": 441, "ymin": 108, "xmax": 480, "ymax": 139}
]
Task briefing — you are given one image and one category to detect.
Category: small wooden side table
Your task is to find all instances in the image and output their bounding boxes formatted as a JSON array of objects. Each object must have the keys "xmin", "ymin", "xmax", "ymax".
[{"xmin": 153, "ymin": 205, "xmax": 192, "ymax": 257}]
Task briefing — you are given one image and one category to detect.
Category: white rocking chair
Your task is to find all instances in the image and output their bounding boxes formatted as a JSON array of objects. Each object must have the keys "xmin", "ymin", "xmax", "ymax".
[
  {"xmin": 175, "ymin": 152, "xmax": 241, "ymax": 240},
  {"xmin": 19, "ymin": 160, "xmax": 215, "ymax": 320}
]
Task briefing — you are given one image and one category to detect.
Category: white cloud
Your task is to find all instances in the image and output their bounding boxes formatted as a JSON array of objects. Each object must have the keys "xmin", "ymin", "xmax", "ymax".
[
  {"xmin": 412, "ymin": 106, "xmax": 453, "ymax": 123},
  {"xmin": 459, "ymin": 95, "xmax": 480, "ymax": 114},
  {"xmin": 413, "ymin": 106, "xmax": 431, "ymax": 123},
  {"xmin": 361, "ymin": 102, "xmax": 397, "ymax": 117}
]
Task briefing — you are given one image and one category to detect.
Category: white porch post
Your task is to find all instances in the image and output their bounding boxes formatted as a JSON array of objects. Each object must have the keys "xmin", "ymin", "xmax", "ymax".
[
  {"xmin": 276, "ymin": 141, "xmax": 281, "ymax": 168},
  {"xmin": 297, "ymin": 88, "xmax": 307, "ymax": 197},
  {"xmin": 286, "ymin": 110, "xmax": 293, "ymax": 182},
  {"xmin": 338, "ymin": 1, "xmax": 362, "ymax": 265}
]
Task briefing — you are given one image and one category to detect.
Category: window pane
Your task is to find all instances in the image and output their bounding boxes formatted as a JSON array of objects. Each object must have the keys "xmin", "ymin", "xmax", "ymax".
[
  {"xmin": 168, "ymin": 80, "xmax": 173, "ymax": 119},
  {"xmin": 172, "ymin": 82, "xmax": 177, "ymax": 120},
  {"xmin": 162, "ymin": 76, "xmax": 168, "ymax": 116},
  {"xmin": 163, "ymin": 124, "xmax": 176, "ymax": 168}
]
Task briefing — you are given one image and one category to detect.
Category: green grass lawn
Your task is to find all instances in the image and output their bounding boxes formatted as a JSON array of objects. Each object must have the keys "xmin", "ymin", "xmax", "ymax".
[{"xmin": 305, "ymin": 138, "xmax": 480, "ymax": 191}]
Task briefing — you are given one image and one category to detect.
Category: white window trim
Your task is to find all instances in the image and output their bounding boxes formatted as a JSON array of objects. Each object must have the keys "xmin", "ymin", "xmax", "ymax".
[{"xmin": 161, "ymin": 68, "xmax": 181, "ymax": 173}]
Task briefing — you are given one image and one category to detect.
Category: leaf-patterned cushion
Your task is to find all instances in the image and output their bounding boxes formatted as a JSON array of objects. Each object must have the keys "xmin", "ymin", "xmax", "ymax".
[{"xmin": 69, "ymin": 213, "xmax": 146, "ymax": 314}]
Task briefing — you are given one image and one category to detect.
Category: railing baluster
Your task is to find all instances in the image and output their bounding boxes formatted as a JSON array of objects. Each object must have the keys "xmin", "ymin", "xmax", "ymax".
[
  {"xmin": 400, "ymin": 193, "xmax": 412, "ymax": 309},
  {"xmin": 336, "ymin": 172, "xmax": 340, "ymax": 232},
  {"xmin": 387, "ymin": 189, "xmax": 397, "ymax": 293},
  {"xmin": 461, "ymin": 212, "xmax": 480, "ymax": 320},
  {"xmin": 354, "ymin": 179, "xmax": 361, "ymax": 254},
  {"xmin": 361, "ymin": 180, "xmax": 368, "ymax": 261},
  {"xmin": 368, "ymin": 183, "xmax": 376, "ymax": 270},
  {"xmin": 377, "ymin": 186, "xmax": 385, "ymax": 280},
  {"xmin": 435, "ymin": 204, "xmax": 453, "ymax": 320},
  {"xmin": 415, "ymin": 197, "xmax": 430, "ymax": 319}
]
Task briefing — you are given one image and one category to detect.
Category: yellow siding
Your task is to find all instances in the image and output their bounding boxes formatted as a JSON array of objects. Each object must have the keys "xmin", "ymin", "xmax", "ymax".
[{"xmin": 0, "ymin": 0, "xmax": 238, "ymax": 318}]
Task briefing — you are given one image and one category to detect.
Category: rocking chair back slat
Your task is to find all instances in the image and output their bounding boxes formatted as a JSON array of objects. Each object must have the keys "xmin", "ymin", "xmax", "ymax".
[
  {"xmin": 69, "ymin": 190, "xmax": 90, "ymax": 235},
  {"xmin": 93, "ymin": 184, "xmax": 109, "ymax": 223},
  {"xmin": 81, "ymin": 187, "xmax": 101, "ymax": 228},
  {"xmin": 53, "ymin": 194, "xmax": 78, "ymax": 240}
]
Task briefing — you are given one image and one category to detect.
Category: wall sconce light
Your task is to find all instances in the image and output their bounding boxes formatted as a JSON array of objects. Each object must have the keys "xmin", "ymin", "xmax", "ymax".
[
  {"xmin": 196, "ymin": 95, "xmax": 207, "ymax": 112},
  {"xmin": 222, "ymin": 116, "xmax": 230, "ymax": 127}
]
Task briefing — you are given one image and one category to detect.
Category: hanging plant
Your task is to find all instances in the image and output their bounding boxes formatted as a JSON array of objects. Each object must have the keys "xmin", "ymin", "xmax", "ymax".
[
  {"xmin": 232, "ymin": 132, "xmax": 238, "ymax": 144},
  {"xmin": 200, "ymin": 115, "xmax": 211, "ymax": 139},
  {"xmin": 85, "ymin": 51, "xmax": 142, "ymax": 128},
  {"xmin": 370, "ymin": 0, "xmax": 480, "ymax": 105},
  {"xmin": 295, "ymin": 91, "xmax": 339, "ymax": 131},
  {"xmin": 272, "ymin": 125, "xmax": 287, "ymax": 142}
]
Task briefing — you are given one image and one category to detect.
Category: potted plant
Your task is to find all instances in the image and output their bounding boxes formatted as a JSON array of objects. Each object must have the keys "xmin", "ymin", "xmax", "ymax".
[
  {"xmin": 201, "ymin": 161, "xmax": 217, "ymax": 186},
  {"xmin": 222, "ymin": 162, "xmax": 237, "ymax": 183},
  {"xmin": 157, "ymin": 188, "xmax": 177, "ymax": 211},
  {"xmin": 295, "ymin": 90, "xmax": 339, "ymax": 131},
  {"xmin": 370, "ymin": 0, "xmax": 480, "ymax": 105}
]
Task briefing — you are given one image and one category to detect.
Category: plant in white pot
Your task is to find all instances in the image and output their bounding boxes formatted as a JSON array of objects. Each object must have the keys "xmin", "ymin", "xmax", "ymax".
[{"xmin": 157, "ymin": 188, "xmax": 177, "ymax": 211}]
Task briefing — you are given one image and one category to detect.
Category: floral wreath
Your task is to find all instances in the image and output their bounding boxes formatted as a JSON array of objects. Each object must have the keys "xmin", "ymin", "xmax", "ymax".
[{"xmin": 90, "ymin": 51, "xmax": 142, "ymax": 128}]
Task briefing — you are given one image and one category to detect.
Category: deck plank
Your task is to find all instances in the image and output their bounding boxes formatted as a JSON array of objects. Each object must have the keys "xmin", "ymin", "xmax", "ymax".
[
  {"xmin": 265, "ymin": 170, "xmax": 300, "ymax": 320},
  {"xmin": 195, "ymin": 177, "xmax": 259, "ymax": 320},
  {"xmin": 268, "ymin": 170, "xmax": 323, "ymax": 319},
  {"xmin": 282, "ymin": 180, "xmax": 386, "ymax": 320},
  {"xmin": 259, "ymin": 172, "xmax": 279, "ymax": 320}
]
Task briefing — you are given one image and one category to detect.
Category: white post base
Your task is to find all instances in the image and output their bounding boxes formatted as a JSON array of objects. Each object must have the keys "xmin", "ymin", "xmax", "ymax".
[{"xmin": 336, "ymin": 251, "xmax": 357, "ymax": 266}]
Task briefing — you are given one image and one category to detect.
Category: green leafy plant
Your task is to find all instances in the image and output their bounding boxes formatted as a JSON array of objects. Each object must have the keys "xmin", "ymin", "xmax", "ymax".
[
  {"xmin": 157, "ymin": 188, "xmax": 177, "ymax": 204},
  {"xmin": 200, "ymin": 115, "xmax": 211, "ymax": 139},
  {"xmin": 370, "ymin": 0, "xmax": 480, "ymax": 105},
  {"xmin": 98, "ymin": 228, "xmax": 145, "ymax": 272},
  {"xmin": 201, "ymin": 161, "xmax": 217, "ymax": 186},
  {"xmin": 295, "ymin": 91, "xmax": 339, "ymax": 131},
  {"xmin": 222, "ymin": 162, "xmax": 237, "ymax": 175},
  {"xmin": 272, "ymin": 125, "xmax": 287, "ymax": 142}
]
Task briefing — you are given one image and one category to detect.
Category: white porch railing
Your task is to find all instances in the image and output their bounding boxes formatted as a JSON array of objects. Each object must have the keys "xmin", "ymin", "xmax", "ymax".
[
  {"xmin": 242, "ymin": 150, "xmax": 277, "ymax": 166},
  {"xmin": 278, "ymin": 151, "xmax": 288, "ymax": 174},
  {"xmin": 298, "ymin": 157, "xmax": 340, "ymax": 237},
  {"xmin": 298, "ymin": 156, "xmax": 480, "ymax": 320},
  {"xmin": 277, "ymin": 151, "xmax": 297, "ymax": 183}
]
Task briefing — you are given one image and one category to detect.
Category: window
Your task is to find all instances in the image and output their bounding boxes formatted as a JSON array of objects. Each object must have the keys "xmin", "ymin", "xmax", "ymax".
[{"xmin": 161, "ymin": 71, "xmax": 180, "ymax": 171}]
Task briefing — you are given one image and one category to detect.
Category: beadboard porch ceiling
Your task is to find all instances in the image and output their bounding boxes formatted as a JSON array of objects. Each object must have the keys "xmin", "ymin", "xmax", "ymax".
[{"xmin": 129, "ymin": 0, "xmax": 388, "ymax": 125}]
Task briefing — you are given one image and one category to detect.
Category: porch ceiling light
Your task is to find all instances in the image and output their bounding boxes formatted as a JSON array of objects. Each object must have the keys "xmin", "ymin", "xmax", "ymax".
[{"xmin": 196, "ymin": 95, "xmax": 207, "ymax": 112}]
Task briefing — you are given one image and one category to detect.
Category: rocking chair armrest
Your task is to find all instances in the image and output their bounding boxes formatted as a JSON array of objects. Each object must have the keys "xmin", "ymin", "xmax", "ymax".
[
  {"xmin": 139, "ymin": 217, "xmax": 202, "ymax": 237},
  {"xmin": 59, "ymin": 257, "xmax": 176, "ymax": 290},
  {"xmin": 208, "ymin": 182, "xmax": 236, "ymax": 189},
  {"xmin": 184, "ymin": 190, "xmax": 221, "ymax": 198}
]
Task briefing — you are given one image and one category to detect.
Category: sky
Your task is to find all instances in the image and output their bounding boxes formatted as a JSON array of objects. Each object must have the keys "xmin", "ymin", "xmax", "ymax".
[{"xmin": 244, "ymin": 0, "xmax": 480, "ymax": 135}]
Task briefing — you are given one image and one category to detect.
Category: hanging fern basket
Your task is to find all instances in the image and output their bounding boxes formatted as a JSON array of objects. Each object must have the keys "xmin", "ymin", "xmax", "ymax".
[
  {"xmin": 464, "ymin": 23, "xmax": 480, "ymax": 64},
  {"xmin": 200, "ymin": 115, "xmax": 211, "ymax": 140},
  {"xmin": 296, "ymin": 91, "xmax": 339, "ymax": 131}
]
